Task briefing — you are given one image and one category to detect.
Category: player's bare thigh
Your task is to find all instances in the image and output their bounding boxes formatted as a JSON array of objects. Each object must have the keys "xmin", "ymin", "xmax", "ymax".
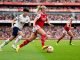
[
  {"xmin": 27, "ymin": 32, "xmax": 37, "ymax": 41},
  {"xmin": 67, "ymin": 30, "xmax": 74, "ymax": 37},
  {"xmin": 37, "ymin": 27, "xmax": 46, "ymax": 35},
  {"xmin": 33, "ymin": 25, "xmax": 46, "ymax": 35}
]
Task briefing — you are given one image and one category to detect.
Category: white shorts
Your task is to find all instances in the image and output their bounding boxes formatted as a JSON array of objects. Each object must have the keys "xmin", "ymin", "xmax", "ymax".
[
  {"xmin": 32, "ymin": 25, "xmax": 41, "ymax": 33},
  {"xmin": 63, "ymin": 30, "xmax": 67, "ymax": 34}
]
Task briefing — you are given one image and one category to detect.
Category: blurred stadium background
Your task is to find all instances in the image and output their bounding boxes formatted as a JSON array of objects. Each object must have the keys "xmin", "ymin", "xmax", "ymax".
[
  {"xmin": 0, "ymin": 0, "xmax": 80, "ymax": 40},
  {"xmin": 0, "ymin": 1, "xmax": 80, "ymax": 60}
]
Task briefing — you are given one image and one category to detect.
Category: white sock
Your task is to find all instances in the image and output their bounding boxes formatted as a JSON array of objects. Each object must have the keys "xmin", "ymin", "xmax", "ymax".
[
  {"xmin": 12, "ymin": 35, "xmax": 22, "ymax": 46},
  {"xmin": 0, "ymin": 39, "xmax": 10, "ymax": 48}
]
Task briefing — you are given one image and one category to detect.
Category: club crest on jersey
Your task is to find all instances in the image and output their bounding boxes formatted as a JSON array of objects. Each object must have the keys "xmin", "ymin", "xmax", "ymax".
[{"xmin": 41, "ymin": 15, "xmax": 47, "ymax": 21}]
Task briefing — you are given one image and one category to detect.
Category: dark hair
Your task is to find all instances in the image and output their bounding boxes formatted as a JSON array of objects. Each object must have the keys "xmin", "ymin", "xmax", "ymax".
[{"xmin": 23, "ymin": 8, "xmax": 29, "ymax": 12}]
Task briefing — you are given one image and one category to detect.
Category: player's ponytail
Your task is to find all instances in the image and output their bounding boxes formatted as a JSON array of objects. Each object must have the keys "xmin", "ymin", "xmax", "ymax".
[{"xmin": 36, "ymin": 6, "xmax": 41, "ymax": 13}]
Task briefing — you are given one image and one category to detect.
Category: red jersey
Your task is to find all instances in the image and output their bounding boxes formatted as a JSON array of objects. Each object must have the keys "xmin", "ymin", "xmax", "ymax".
[
  {"xmin": 35, "ymin": 14, "xmax": 47, "ymax": 28},
  {"xmin": 64, "ymin": 23, "xmax": 72, "ymax": 31}
]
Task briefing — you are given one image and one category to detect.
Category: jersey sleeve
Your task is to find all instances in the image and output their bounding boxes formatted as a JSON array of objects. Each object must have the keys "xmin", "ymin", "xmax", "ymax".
[{"xmin": 27, "ymin": 17, "xmax": 30, "ymax": 23}]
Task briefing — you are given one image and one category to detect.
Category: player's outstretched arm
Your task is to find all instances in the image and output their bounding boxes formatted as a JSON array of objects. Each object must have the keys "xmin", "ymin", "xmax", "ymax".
[{"xmin": 46, "ymin": 17, "xmax": 54, "ymax": 27}]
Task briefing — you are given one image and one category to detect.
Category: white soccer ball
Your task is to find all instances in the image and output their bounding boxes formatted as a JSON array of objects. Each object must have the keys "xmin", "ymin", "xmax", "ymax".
[{"xmin": 46, "ymin": 46, "xmax": 54, "ymax": 53}]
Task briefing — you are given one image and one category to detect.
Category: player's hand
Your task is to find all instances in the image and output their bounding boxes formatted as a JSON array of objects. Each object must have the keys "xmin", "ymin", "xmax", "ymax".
[
  {"xmin": 50, "ymin": 24, "xmax": 54, "ymax": 28},
  {"xmin": 71, "ymin": 27, "xmax": 74, "ymax": 29}
]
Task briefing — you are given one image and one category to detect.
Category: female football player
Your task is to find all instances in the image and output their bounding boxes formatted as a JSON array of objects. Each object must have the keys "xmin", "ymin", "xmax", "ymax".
[
  {"xmin": 16, "ymin": 6, "xmax": 53, "ymax": 52},
  {"xmin": 0, "ymin": 8, "xmax": 30, "ymax": 51},
  {"xmin": 57, "ymin": 17, "xmax": 74, "ymax": 45}
]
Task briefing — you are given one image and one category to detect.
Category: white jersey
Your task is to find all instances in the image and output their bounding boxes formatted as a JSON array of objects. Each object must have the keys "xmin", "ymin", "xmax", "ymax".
[{"xmin": 14, "ymin": 14, "xmax": 30, "ymax": 30}]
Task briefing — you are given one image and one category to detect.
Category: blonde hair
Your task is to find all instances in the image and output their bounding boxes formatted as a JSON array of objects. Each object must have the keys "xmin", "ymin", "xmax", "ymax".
[
  {"xmin": 36, "ymin": 5, "xmax": 47, "ymax": 12},
  {"xmin": 41, "ymin": 6, "xmax": 47, "ymax": 9}
]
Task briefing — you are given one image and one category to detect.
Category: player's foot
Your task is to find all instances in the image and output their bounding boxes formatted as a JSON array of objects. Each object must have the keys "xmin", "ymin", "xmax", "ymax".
[
  {"xmin": 12, "ymin": 44, "xmax": 16, "ymax": 50},
  {"xmin": 70, "ymin": 43, "xmax": 74, "ymax": 45},
  {"xmin": 16, "ymin": 45, "xmax": 20, "ymax": 52},
  {"xmin": 42, "ymin": 46, "xmax": 48, "ymax": 50},
  {"xmin": 0, "ymin": 47, "xmax": 2, "ymax": 51}
]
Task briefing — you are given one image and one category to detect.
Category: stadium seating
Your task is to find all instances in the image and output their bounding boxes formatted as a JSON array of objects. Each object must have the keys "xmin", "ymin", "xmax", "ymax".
[{"xmin": 0, "ymin": 0, "xmax": 80, "ymax": 39}]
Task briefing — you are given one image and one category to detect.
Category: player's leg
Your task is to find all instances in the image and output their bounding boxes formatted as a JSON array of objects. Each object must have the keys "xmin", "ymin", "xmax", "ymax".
[
  {"xmin": 12, "ymin": 35, "xmax": 22, "ymax": 49},
  {"xmin": 16, "ymin": 32, "xmax": 37, "ymax": 52},
  {"xmin": 19, "ymin": 32, "xmax": 37, "ymax": 48},
  {"xmin": 67, "ymin": 30, "xmax": 74, "ymax": 45},
  {"xmin": 0, "ymin": 27, "xmax": 19, "ymax": 50},
  {"xmin": 12, "ymin": 31, "xmax": 24, "ymax": 49},
  {"xmin": 0, "ymin": 36, "xmax": 15, "ymax": 51},
  {"xmin": 37, "ymin": 28, "xmax": 47, "ymax": 47},
  {"xmin": 57, "ymin": 31, "xmax": 66, "ymax": 44}
]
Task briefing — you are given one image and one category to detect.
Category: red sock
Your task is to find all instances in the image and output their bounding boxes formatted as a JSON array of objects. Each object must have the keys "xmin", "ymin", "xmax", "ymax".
[
  {"xmin": 41, "ymin": 34, "xmax": 47, "ymax": 47},
  {"xmin": 41, "ymin": 39, "xmax": 44, "ymax": 47},
  {"xmin": 20, "ymin": 39, "xmax": 30, "ymax": 48}
]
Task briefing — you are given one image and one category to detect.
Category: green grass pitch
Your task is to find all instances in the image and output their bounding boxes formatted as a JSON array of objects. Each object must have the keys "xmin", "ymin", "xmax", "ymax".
[{"xmin": 0, "ymin": 40, "xmax": 80, "ymax": 60}]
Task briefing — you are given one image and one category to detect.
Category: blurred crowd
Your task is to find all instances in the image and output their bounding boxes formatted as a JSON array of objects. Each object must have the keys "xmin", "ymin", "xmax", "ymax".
[
  {"xmin": 0, "ymin": 5, "xmax": 79, "ymax": 21},
  {"xmin": 48, "ymin": 14, "xmax": 80, "ymax": 21},
  {"xmin": 0, "ymin": 13, "xmax": 80, "ymax": 21},
  {"xmin": 0, "ymin": 0, "xmax": 80, "ymax": 3},
  {"xmin": 0, "ymin": 6, "xmax": 80, "ymax": 9},
  {"xmin": 31, "ymin": 13, "xmax": 80, "ymax": 21},
  {"xmin": 0, "ymin": 26, "xmax": 80, "ymax": 40},
  {"xmin": 0, "ymin": 14, "xmax": 14, "ymax": 20}
]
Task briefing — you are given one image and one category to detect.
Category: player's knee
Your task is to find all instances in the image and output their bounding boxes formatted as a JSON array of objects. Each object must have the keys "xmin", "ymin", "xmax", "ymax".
[
  {"xmin": 23, "ymin": 39, "xmax": 31, "ymax": 45},
  {"xmin": 22, "ymin": 34, "xmax": 25, "ymax": 37},
  {"xmin": 71, "ymin": 35, "xmax": 73, "ymax": 38},
  {"xmin": 27, "ymin": 38, "xmax": 33, "ymax": 42},
  {"xmin": 19, "ymin": 32, "xmax": 25, "ymax": 37},
  {"xmin": 69, "ymin": 34, "xmax": 74, "ymax": 38}
]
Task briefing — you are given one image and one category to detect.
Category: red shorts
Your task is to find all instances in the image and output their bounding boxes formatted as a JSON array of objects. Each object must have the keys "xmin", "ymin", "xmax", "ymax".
[{"xmin": 64, "ymin": 27, "xmax": 70, "ymax": 31}]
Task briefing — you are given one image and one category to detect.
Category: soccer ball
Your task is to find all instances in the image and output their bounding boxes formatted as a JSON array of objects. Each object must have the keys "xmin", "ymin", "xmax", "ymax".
[{"xmin": 46, "ymin": 46, "xmax": 54, "ymax": 53}]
